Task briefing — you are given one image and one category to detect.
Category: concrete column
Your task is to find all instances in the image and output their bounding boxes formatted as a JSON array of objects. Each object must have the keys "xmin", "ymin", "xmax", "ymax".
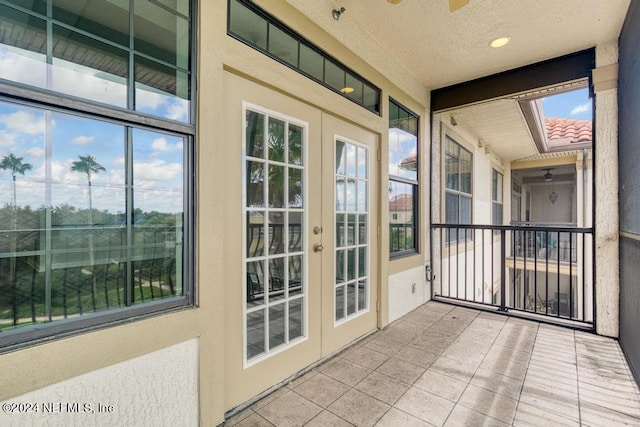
[{"xmin": 593, "ymin": 41, "xmax": 620, "ymax": 337}]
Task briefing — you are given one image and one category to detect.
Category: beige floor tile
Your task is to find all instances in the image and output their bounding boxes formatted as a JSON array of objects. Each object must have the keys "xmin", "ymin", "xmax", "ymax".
[
  {"xmin": 394, "ymin": 386, "xmax": 454, "ymax": 425},
  {"xmin": 328, "ymin": 389, "xmax": 390, "ymax": 426},
  {"xmin": 379, "ymin": 320, "xmax": 426, "ymax": 344},
  {"xmin": 410, "ymin": 333, "xmax": 457, "ymax": 355},
  {"xmin": 479, "ymin": 355, "xmax": 529, "ymax": 380},
  {"xmin": 513, "ymin": 402, "xmax": 579, "ymax": 427},
  {"xmin": 518, "ymin": 388, "xmax": 580, "ymax": 422},
  {"xmin": 431, "ymin": 355, "xmax": 478, "ymax": 382},
  {"xmin": 458, "ymin": 384, "xmax": 518, "ymax": 424},
  {"xmin": 441, "ymin": 342, "xmax": 487, "ymax": 367},
  {"xmin": 256, "ymin": 390, "xmax": 322, "ymax": 427},
  {"xmin": 362, "ymin": 335, "xmax": 407, "ymax": 356},
  {"xmin": 293, "ymin": 372, "xmax": 351, "ymax": 408},
  {"xmin": 376, "ymin": 357, "xmax": 426, "ymax": 384},
  {"xmin": 375, "ymin": 408, "xmax": 431, "ymax": 427},
  {"xmin": 251, "ymin": 387, "xmax": 290, "ymax": 411},
  {"xmin": 444, "ymin": 404, "xmax": 509, "ymax": 427},
  {"xmin": 305, "ymin": 410, "xmax": 353, "ymax": 427},
  {"xmin": 579, "ymin": 399, "xmax": 640, "ymax": 426},
  {"xmin": 355, "ymin": 371, "xmax": 411, "ymax": 405},
  {"xmin": 321, "ymin": 358, "xmax": 372, "ymax": 387},
  {"xmin": 342, "ymin": 345, "xmax": 391, "ymax": 370},
  {"xmin": 230, "ymin": 412, "xmax": 275, "ymax": 427},
  {"xmin": 470, "ymin": 367, "xmax": 524, "ymax": 400},
  {"xmin": 395, "ymin": 345, "xmax": 438, "ymax": 368},
  {"xmin": 413, "ymin": 369, "xmax": 468, "ymax": 402},
  {"xmin": 225, "ymin": 408, "xmax": 257, "ymax": 426}
]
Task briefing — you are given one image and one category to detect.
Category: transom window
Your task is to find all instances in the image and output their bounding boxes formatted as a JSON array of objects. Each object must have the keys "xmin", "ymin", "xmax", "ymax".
[{"xmin": 244, "ymin": 105, "xmax": 306, "ymax": 363}]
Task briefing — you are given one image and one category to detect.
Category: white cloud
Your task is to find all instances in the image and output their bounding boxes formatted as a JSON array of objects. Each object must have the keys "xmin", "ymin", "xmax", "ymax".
[
  {"xmin": 26, "ymin": 147, "xmax": 45, "ymax": 158},
  {"xmin": 134, "ymin": 159, "xmax": 182, "ymax": 183},
  {"xmin": 0, "ymin": 110, "xmax": 47, "ymax": 135},
  {"xmin": 152, "ymin": 138, "xmax": 171, "ymax": 152},
  {"xmin": 571, "ymin": 102, "xmax": 591, "ymax": 115},
  {"xmin": 72, "ymin": 135, "xmax": 95, "ymax": 146}
]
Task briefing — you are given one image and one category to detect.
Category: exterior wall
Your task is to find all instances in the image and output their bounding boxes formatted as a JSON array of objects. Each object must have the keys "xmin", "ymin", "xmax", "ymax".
[
  {"xmin": 529, "ymin": 182, "xmax": 575, "ymax": 223},
  {"xmin": 618, "ymin": 0, "xmax": 640, "ymax": 381},
  {"xmin": 0, "ymin": 0, "xmax": 430, "ymax": 423},
  {"xmin": 388, "ymin": 265, "xmax": 429, "ymax": 322},
  {"xmin": 0, "ymin": 339, "xmax": 198, "ymax": 427}
]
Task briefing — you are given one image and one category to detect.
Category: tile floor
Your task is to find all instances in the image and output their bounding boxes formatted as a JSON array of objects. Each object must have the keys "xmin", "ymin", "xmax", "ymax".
[{"xmin": 224, "ymin": 301, "xmax": 640, "ymax": 426}]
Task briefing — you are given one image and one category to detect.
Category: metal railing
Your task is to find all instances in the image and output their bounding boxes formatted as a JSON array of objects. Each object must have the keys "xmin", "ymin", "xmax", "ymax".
[{"xmin": 431, "ymin": 223, "xmax": 594, "ymax": 325}]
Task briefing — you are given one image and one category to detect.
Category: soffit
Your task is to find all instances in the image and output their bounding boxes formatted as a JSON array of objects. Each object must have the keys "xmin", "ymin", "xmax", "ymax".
[
  {"xmin": 448, "ymin": 99, "xmax": 537, "ymax": 161},
  {"xmin": 286, "ymin": 0, "xmax": 630, "ymax": 96}
]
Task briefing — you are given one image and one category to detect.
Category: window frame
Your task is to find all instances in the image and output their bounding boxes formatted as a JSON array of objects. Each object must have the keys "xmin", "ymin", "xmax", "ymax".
[
  {"xmin": 491, "ymin": 168, "xmax": 504, "ymax": 226},
  {"xmin": 0, "ymin": 0, "xmax": 197, "ymax": 352},
  {"xmin": 388, "ymin": 98, "xmax": 419, "ymax": 258},
  {"xmin": 443, "ymin": 134, "xmax": 473, "ymax": 243}
]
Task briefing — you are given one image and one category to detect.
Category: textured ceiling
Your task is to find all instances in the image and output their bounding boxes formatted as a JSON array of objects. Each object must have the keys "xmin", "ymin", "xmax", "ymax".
[{"xmin": 287, "ymin": 0, "xmax": 630, "ymax": 99}]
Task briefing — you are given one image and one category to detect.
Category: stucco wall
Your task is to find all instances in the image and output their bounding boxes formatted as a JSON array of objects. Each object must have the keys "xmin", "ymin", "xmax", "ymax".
[
  {"xmin": 0, "ymin": 339, "xmax": 199, "ymax": 427},
  {"xmin": 388, "ymin": 265, "xmax": 429, "ymax": 323},
  {"xmin": 618, "ymin": 0, "xmax": 640, "ymax": 382}
]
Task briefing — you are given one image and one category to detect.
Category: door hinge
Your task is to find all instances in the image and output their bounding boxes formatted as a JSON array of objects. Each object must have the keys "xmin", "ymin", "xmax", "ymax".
[
  {"xmin": 377, "ymin": 225, "xmax": 381, "ymax": 236},
  {"xmin": 376, "ymin": 299, "xmax": 380, "ymax": 312},
  {"xmin": 377, "ymin": 149, "xmax": 381, "ymax": 162}
]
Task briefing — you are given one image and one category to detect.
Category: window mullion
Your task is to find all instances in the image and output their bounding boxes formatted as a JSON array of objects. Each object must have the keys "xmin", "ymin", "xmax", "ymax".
[{"xmin": 125, "ymin": 127, "xmax": 134, "ymax": 306}]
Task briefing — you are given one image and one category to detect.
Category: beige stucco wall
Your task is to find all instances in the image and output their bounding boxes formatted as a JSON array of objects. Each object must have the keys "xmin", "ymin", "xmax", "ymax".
[{"xmin": 0, "ymin": 339, "xmax": 198, "ymax": 427}]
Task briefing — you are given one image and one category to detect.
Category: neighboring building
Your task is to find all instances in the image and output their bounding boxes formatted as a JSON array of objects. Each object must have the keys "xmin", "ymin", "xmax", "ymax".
[{"xmin": 0, "ymin": 0, "xmax": 637, "ymax": 425}]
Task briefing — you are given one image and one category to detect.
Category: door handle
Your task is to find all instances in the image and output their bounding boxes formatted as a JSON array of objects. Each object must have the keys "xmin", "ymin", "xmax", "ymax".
[{"xmin": 313, "ymin": 243, "xmax": 324, "ymax": 252}]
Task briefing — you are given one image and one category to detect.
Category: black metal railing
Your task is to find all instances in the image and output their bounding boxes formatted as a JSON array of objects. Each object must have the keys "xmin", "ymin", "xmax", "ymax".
[{"xmin": 431, "ymin": 223, "xmax": 594, "ymax": 325}]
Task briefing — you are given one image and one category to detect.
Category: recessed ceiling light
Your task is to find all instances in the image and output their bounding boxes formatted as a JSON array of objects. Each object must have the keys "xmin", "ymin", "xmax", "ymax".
[
  {"xmin": 387, "ymin": 0, "xmax": 403, "ymax": 4},
  {"xmin": 490, "ymin": 37, "xmax": 510, "ymax": 48},
  {"xmin": 340, "ymin": 87, "xmax": 355, "ymax": 94}
]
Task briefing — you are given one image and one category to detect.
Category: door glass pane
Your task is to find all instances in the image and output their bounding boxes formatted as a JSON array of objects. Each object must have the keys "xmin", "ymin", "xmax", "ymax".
[
  {"xmin": 335, "ymin": 285, "xmax": 345, "ymax": 320},
  {"xmin": 247, "ymin": 309, "xmax": 265, "ymax": 359},
  {"xmin": 288, "ymin": 255, "xmax": 302, "ymax": 297},
  {"xmin": 358, "ymin": 280, "xmax": 367, "ymax": 310},
  {"xmin": 347, "ymin": 283, "xmax": 356, "ymax": 315},
  {"xmin": 289, "ymin": 298, "xmax": 303, "ymax": 340},
  {"xmin": 246, "ymin": 111, "xmax": 265, "ymax": 158},
  {"xmin": 288, "ymin": 212, "xmax": 303, "ymax": 252},
  {"xmin": 358, "ymin": 214, "xmax": 367, "ymax": 244},
  {"xmin": 247, "ymin": 161, "xmax": 264, "ymax": 207},
  {"xmin": 247, "ymin": 261, "xmax": 264, "ymax": 308},
  {"xmin": 268, "ymin": 165, "xmax": 284, "ymax": 208},
  {"xmin": 336, "ymin": 214, "xmax": 345, "ymax": 247},
  {"xmin": 347, "ymin": 214, "xmax": 356, "ymax": 245},
  {"xmin": 289, "ymin": 125, "xmax": 303, "ymax": 165},
  {"xmin": 268, "ymin": 118, "xmax": 285, "ymax": 162},
  {"xmin": 268, "ymin": 257, "xmax": 285, "ymax": 302},
  {"xmin": 288, "ymin": 168, "xmax": 303, "ymax": 208},
  {"xmin": 268, "ymin": 212, "xmax": 285, "ymax": 255},
  {"xmin": 269, "ymin": 303, "xmax": 286, "ymax": 349},
  {"xmin": 247, "ymin": 212, "xmax": 265, "ymax": 257}
]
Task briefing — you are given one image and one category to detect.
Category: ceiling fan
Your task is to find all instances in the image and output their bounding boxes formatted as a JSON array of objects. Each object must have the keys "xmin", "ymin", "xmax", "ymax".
[{"xmin": 387, "ymin": 0, "xmax": 470, "ymax": 12}]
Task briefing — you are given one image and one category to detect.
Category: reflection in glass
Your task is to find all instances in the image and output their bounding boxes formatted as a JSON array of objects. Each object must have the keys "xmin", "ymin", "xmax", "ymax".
[
  {"xmin": 289, "ymin": 125, "xmax": 303, "ymax": 165},
  {"xmin": 288, "ymin": 212, "xmax": 303, "ymax": 252},
  {"xmin": 347, "ymin": 283, "xmax": 356, "ymax": 315},
  {"xmin": 336, "ymin": 141, "xmax": 346, "ymax": 175},
  {"xmin": 336, "ymin": 177, "xmax": 345, "ymax": 212},
  {"xmin": 325, "ymin": 60, "xmax": 344, "ymax": 91},
  {"xmin": 347, "ymin": 214, "xmax": 356, "ymax": 245},
  {"xmin": 336, "ymin": 214, "xmax": 345, "ymax": 247},
  {"xmin": 247, "ymin": 260, "xmax": 265, "ymax": 307},
  {"xmin": 269, "ymin": 25, "xmax": 298, "ymax": 67},
  {"xmin": 299, "ymin": 44, "xmax": 323, "ymax": 82},
  {"xmin": 336, "ymin": 250, "xmax": 345, "ymax": 283},
  {"xmin": 247, "ymin": 161, "xmax": 264, "ymax": 207},
  {"xmin": 289, "ymin": 298, "xmax": 303, "ymax": 340},
  {"xmin": 357, "ymin": 147, "xmax": 366, "ymax": 178},
  {"xmin": 388, "ymin": 181, "xmax": 415, "ymax": 253},
  {"xmin": 247, "ymin": 309, "xmax": 265, "ymax": 359},
  {"xmin": 288, "ymin": 255, "xmax": 302, "ymax": 296},
  {"xmin": 268, "ymin": 212, "xmax": 285, "ymax": 255},
  {"xmin": 359, "ymin": 247, "xmax": 366, "ymax": 277},
  {"xmin": 247, "ymin": 212, "xmax": 265, "ymax": 257},
  {"xmin": 268, "ymin": 257, "xmax": 285, "ymax": 302},
  {"xmin": 347, "ymin": 248, "xmax": 356, "ymax": 281},
  {"xmin": 358, "ymin": 280, "xmax": 367, "ymax": 311},
  {"xmin": 229, "ymin": 0, "xmax": 267, "ymax": 50},
  {"xmin": 268, "ymin": 165, "xmax": 285, "ymax": 208},
  {"xmin": 246, "ymin": 111, "xmax": 265, "ymax": 158},
  {"xmin": 357, "ymin": 180, "xmax": 367, "ymax": 212},
  {"xmin": 288, "ymin": 168, "xmax": 303, "ymax": 208},
  {"xmin": 335, "ymin": 286, "xmax": 345, "ymax": 320},
  {"xmin": 268, "ymin": 118, "xmax": 285, "ymax": 162},
  {"xmin": 269, "ymin": 303, "xmax": 286, "ymax": 349},
  {"xmin": 0, "ymin": 5, "xmax": 47, "ymax": 88},
  {"xmin": 345, "ymin": 73, "xmax": 363, "ymax": 104},
  {"xmin": 346, "ymin": 144, "xmax": 356, "ymax": 177},
  {"xmin": 0, "ymin": 100, "xmax": 187, "ymax": 330},
  {"xmin": 52, "ymin": 26, "xmax": 128, "ymax": 108},
  {"xmin": 135, "ymin": 56, "xmax": 190, "ymax": 122},
  {"xmin": 358, "ymin": 214, "xmax": 367, "ymax": 244}
]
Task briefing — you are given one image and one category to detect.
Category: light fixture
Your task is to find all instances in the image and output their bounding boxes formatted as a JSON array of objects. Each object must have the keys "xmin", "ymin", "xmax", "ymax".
[
  {"xmin": 387, "ymin": 0, "xmax": 403, "ymax": 3},
  {"xmin": 543, "ymin": 168, "xmax": 553, "ymax": 182},
  {"xmin": 332, "ymin": 7, "xmax": 345, "ymax": 20},
  {"xmin": 489, "ymin": 37, "xmax": 510, "ymax": 48},
  {"xmin": 340, "ymin": 86, "xmax": 354, "ymax": 94},
  {"xmin": 543, "ymin": 169, "xmax": 558, "ymax": 203}
]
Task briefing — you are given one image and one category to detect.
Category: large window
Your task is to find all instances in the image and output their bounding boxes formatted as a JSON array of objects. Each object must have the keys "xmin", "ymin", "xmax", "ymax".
[
  {"xmin": 0, "ymin": 0, "xmax": 194, "ymax": 349},
  {"xmin": 492, "ymin": 169, "xmax": 504, "ymax": 225},
  {"xmin": 388, "ymin": 99, "xmax": 418, "ymax": 255},
  {"xmin": 228, "ymin": 0, "xmax": 380, "ymax": 114},
  {"xmin": 445, "ymin": 136, "xmax": 472, "ymax": 241}
]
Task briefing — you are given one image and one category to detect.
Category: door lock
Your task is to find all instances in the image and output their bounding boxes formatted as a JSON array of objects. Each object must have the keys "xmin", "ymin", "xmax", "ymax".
[
  {"xmin": 313, "ymin": 243, "xmax": 324, "ymax": 252},
  {"xmin": 313, "ymin": 226, "xmax": 322, "ymax": 235}
]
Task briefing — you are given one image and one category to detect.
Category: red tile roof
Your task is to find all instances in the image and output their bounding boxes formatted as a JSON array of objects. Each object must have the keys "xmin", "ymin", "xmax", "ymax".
[
  {"xmin": 545, "ymin": 118, "xmax": 592, "ymax": 144},
  {"xmin": 389, "ymin": 194, "xmax": 413, "ymax": 211}
]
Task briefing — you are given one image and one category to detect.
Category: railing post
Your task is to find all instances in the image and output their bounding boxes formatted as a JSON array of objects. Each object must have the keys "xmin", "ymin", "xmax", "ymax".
[{"xmin": 498, "ymin": 228, "xmax": 507, "ymax": 312}]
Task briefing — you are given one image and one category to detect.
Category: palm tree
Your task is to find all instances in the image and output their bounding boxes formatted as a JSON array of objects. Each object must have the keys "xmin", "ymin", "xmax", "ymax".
[
  {"xmin": 0, "ymin": 153, "xmax": 32, "ymax": 326},
  {"xmin": 70, "ymin": 155, "xmax": 106, "ymax": 309},
  {"xmin": 0, "ymin": 153, "xmax": 32, "ymax": 209},
  {"xmin": 70, "ymin": 155, "xmax": 106, "ymax": 222}
]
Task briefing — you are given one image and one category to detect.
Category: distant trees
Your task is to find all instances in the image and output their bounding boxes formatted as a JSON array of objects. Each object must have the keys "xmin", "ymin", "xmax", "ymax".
[{"xmin": 0, "ymin": 153, "xmax": 32, "ymax": 210}]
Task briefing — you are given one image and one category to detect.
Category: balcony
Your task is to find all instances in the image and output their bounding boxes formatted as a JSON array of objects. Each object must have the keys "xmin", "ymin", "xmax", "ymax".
[{"xmin": 225, "ymin": 301, "xmax": 640, "ymax": 426}]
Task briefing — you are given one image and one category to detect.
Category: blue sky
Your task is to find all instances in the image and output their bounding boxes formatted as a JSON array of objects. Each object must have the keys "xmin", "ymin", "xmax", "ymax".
[{"xmin": 541, "ymin": 88, "xmax": 592, "ymax": 120}]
